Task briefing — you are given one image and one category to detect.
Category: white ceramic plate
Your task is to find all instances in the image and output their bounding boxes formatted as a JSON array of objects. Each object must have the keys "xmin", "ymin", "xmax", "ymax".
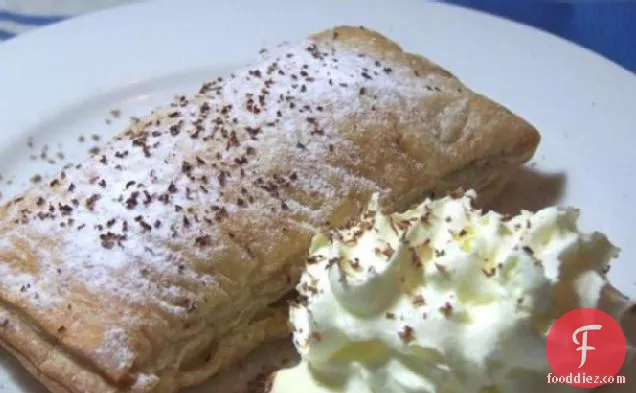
[{"xmin": 1, "ymin": 0, "xmax": 635, "ymax": 392}]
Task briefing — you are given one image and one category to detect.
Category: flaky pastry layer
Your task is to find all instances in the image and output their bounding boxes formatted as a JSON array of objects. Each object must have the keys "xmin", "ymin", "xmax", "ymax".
[{"xmin": 0, "ymin": 26, "xmax": 539, "ymax": 393}]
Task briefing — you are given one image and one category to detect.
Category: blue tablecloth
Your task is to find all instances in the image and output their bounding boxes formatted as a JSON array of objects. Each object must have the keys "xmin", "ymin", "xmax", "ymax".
[
  {"xmin": 442, "ymin": 1, "xmax": 636, "ymax": 73},
  {"xmin": 1, "ymin": 1, "xmax": 635, "ymax": 73}
]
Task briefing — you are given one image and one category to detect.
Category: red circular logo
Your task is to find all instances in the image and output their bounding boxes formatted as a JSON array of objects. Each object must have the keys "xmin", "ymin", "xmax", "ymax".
[{"xmin": 546, "ymin": 308, "xmax": 626, "ymax": 388}]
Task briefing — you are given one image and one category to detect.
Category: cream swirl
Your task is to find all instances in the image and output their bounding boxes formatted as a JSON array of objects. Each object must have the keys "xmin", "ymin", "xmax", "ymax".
[{"xmin": 271, "ymin": 190, "xmax": 631, "ymax": 393}]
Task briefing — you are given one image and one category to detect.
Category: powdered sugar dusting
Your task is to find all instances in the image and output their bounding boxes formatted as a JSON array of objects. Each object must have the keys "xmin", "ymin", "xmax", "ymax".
[
  {"xmin": 93, "ymin": 327, "xmax": 135, "ymax": 373},
  {"xmin": 0, "ymin": 28, "xmax": 466, "ymax": 387}
]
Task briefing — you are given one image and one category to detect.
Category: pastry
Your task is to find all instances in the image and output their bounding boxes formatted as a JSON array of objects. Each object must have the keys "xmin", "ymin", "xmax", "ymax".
[{"xmin": 0, "ymin": 26, "xmax": 539, "ymax": 393}]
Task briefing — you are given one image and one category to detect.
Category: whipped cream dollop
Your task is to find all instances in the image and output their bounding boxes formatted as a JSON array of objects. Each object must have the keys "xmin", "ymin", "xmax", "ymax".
[{"xmin": 270, "ymin": 190, "xmax": 632, "ymax": 393}]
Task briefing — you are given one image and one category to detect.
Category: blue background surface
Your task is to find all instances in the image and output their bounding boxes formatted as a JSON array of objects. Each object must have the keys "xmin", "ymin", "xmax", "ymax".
[
  {"xmin": 0, "ymin": 1, "xmax": 635, "ymax": 72},
  {"xmin": 441, "ymin": 1, "xmax": 636, "ymax": 73}
]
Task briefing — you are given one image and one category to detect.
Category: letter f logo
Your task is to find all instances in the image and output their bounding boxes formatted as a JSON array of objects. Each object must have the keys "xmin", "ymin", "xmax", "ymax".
[{"xmin": 572, "ymin": 324, "xmax": 602, "ymax": 368}]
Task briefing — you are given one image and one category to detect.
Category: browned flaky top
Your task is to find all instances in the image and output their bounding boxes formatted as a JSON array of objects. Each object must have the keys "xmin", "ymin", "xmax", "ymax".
[{"xmin": 0, "ymin": 26, "xmax": 539, "ymax": 393}]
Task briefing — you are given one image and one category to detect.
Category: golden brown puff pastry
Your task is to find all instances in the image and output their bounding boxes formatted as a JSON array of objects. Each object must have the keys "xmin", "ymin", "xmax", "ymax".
[{"xmin": 0, "ymin": 26, "xmax": 539, "ymax": 393}]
